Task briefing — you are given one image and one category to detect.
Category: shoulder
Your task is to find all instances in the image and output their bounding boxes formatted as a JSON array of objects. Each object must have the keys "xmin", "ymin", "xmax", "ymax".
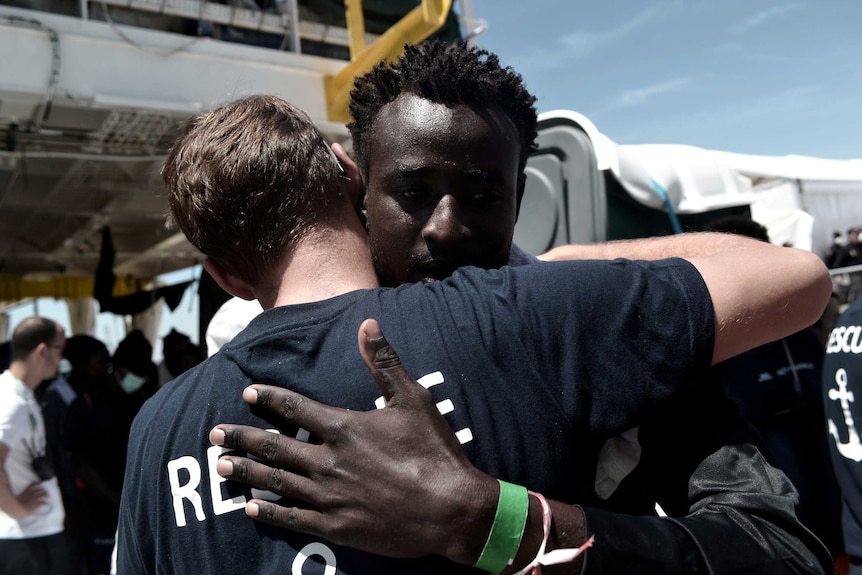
[
  {"xmin": 0, "ymin": 369, "xmax": 20, "ymax": 392},
  {"xmin": 0, "ymin": 381, "xmax": 27, "ymax": 441},
  {"xmin": 131, "ymin": 352, "xmax": 242, "ymax": 433},
  {"xmin": 0, "ymin": 374, "xmax": 25, "ymax": 414}
]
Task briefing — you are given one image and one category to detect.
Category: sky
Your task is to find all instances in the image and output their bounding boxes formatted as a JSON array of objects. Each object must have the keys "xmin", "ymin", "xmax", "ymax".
[
  {"xmin": 468, "ymin": 0, "xmax": 862, "ymax": 159},
  {"xmin": 5, "ymin": 0, "xmax": 861, "ymax": 350}
]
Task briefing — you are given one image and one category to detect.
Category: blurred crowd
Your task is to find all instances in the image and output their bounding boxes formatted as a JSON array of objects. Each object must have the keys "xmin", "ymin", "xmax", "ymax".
[
  {"xmin": 0, "ymin": 327, "xmax": 204, "ymax": 575},
  {"xmin": 825, "ymin": 227, "xmax": 862, "ymax": 304}
]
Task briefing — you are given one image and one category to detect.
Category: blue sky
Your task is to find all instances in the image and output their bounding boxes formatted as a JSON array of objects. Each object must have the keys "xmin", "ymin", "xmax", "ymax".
[
  {"xmin": 7, "ymin": 0, "xmax": 860, "ymax": 349},
  {"xmin": 469, "ymin": 0, "xmax": 862, "ymax": 159}
]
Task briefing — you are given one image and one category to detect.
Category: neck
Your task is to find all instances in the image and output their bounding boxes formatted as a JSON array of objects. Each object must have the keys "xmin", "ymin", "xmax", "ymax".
[
  {"xmin": 9, "ymin": 361, "xmax": 40, "ymax": 390},
  {"xmin": 266, "ymin": 225, "xmax": 379, "ymax": 309}
]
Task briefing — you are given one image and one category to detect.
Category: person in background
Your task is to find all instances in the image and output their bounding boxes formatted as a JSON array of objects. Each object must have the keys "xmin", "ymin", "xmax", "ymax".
[
  {"xmin": 823, "ymin": 292, "xmax": 862, "ymax": 575},
  {"xmin": 707, "ymin": 215, "xmax": 845, "ymax": 564},
  {"xmin": 111, "ymin": 330, "xmax": 158, "ymax": 402},
  {"xmin": 157, "ymin": 328, "xmax": 205, "ymax": 387},
  {"xmin": 835, "ymin": 227, "xmax": 862, "ymax": 269},
  {"xmin": 39, "ymin": 335, "xmax": 101, "ymax": 575},
  {"xmin": 825, "ymin": 230, "xmax": 846, "ymax": 269},
  {"xmin": 0, "ymin": 317, "xmax": 67, "ymax": 575},
  {"xmin": 834, "ymin": 227, "xmax": 862, "ymax": 304},
  {"xmin": 65, "ymin": 330, "xmax": 154, "ymax": 574},
  {"xmin": 63, "ymin": 335, "xmax": 119, "ymax": 575}
]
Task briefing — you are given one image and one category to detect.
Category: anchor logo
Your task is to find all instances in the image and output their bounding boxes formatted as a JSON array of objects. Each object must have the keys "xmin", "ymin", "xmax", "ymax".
[{"xmin": 827, "ymin": 368, "xmax": 862, "ymax": 462}]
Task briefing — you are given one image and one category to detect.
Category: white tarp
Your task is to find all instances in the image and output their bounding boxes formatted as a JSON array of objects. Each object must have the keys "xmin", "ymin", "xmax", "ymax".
[
  {"xmin": 709, "ymin": 152, "xmax": 862, "ymax": 257},
  {"xmin": 611, "ymin": 144, "xmax": 757, "ymax": 214},
  {"xmin": 607, "ymin": 142, "xmax": 862, "ymax": 256}
]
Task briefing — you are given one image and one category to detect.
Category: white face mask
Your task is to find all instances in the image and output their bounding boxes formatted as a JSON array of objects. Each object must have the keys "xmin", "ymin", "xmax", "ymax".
[{"xmin": 119, "ymin": 372, "xmax": 146, "ymax": 394}]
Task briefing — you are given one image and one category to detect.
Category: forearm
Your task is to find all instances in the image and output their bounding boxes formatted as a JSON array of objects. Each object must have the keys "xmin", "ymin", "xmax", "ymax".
[
  {"xmin": 440, "ymin": 476, "xmax": 589, "ymax": 574},
  {"xmin": 456, "ymin": 462, "xmax": 829, "ymax": 575},
  {"xmin": 507, "ymin": 498, "xmax": 588, "ymax": 575},
  {"xmin": 607, "ymin": 390, "xmax": 833, "ymax": 575},
  {"xmin": 675, "ymin": 443, "xmax": 831, "ymax": 575},
  {"xmin": 578, "ymin": 507, "xmax": 704, "ymax": 573},
  {"xmin": 538, "ymin": 232, "xmax": 758, "ymax": 262},
  {"xmin": 689, "ymin": 240, "xmax": 832, "ymax": 363},
  {"xmin": 0, "ymin": 467, "xmax": 28, "ymax": 519},
  {"xmin": 578, "ymin": 449, "xmax": 830, "ymax": 575},
  {"xmin": 580, "ymin": 502, "xmax": 827, "ymax": 575}
]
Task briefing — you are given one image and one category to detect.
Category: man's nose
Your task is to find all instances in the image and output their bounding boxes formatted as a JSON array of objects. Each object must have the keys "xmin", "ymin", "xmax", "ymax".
[{"xmin": 421, "ymin": 196, "xmax": 470, "ymax": 248}]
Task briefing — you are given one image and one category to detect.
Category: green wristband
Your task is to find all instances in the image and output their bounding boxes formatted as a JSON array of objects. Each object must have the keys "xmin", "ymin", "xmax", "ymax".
[{"xmin": 474, "ymin": 480, "xmax": 530, "ymax": 573}]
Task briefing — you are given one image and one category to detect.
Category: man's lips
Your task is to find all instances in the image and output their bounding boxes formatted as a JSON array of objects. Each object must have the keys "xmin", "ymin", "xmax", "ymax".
[{"xmin": 410, "ymin": 258, "xmax": 465, "ymax": 282}]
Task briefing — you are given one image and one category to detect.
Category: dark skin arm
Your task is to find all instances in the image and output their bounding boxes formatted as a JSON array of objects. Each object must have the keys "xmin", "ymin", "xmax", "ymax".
[{"xmin": 210, "ymin": 319, "xmax": 588, "ymax": 573}]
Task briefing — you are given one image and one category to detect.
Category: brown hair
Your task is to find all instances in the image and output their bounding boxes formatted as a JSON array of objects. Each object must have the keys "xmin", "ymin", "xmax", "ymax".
[
  {"xmin": 163, "ymin": 95, "xmax": 342, "ymax": 287},
  {"xmin": 11, "ymin": 317, "xmax": 59, "ymax": 361}
]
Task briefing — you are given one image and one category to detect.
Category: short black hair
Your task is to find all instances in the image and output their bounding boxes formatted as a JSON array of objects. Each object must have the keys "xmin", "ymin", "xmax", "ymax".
[
  {"xmin": 113, "ymin": 329, "xmax": 153, "ymax": 377},
  {"xmin": 706, "ymin": 216, "xmax": 770, "ymax": 243},
  {"xmin": 348, "ymin": 40, "xmax": 538, "ymax": 177},
  {"xmin": 64, "ymin": 335, "xmax": 108, "ymax": 371}
]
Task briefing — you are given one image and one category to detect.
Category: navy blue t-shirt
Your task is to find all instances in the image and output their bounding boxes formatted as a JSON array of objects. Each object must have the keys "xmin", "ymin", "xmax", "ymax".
[
  {"xmin": 823, "ymin": 297, "xmax": 862, "ymax": 573},
  {"xmin": 116, "ymin": 258, "xmax": 713, "ymax": 574}
]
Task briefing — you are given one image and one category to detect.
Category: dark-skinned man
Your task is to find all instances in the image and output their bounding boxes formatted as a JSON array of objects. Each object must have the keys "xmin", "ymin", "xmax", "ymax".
[
  {"xmin": 208, "ymin": 41, "xmax": 833, "ymax": 574},
  {"xmin": 118, "ymin": 81, "xmax": 830, "ymax": 575}
]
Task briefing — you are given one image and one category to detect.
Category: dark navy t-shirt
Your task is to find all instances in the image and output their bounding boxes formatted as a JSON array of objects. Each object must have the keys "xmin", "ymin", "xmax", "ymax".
[
  {"xmin": 116, "ymin": 258, "xmax": 713, "ymax": 574},
  {"xmin": 823, "ymin": 297, "xmax": 862, "ymax": 573}
]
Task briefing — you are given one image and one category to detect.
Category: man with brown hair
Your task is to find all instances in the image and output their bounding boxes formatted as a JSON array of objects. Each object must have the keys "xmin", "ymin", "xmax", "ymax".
[
  {"xmin": 116, "ymin": 94, "xmax": 831, "ymax": 574},
  {"xmin": 213, "ymin": 41, "xmax": 836, "ymax": 574},
  {"xmin": 0, "ymin": 316, "xmax": 66, "ymax": 575}
]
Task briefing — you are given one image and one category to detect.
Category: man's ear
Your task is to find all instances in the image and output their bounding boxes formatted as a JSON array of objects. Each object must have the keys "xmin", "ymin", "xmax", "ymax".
[
  {"xmin": 332, "ymin": 142, "xmax": 364, "ymax": 210},
  {"xmin": 34, "ymin": 342, "xmax": 49, "ymax": 362},
  {"xmin": 515, "ymin": 172, "xmax": 527, "ymax": 220},
  {"xmin": 203, "ymin": 258, "xmax": 256, "ymax": 301}
]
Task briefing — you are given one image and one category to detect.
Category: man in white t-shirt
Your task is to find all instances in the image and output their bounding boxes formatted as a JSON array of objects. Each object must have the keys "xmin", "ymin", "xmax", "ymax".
[{"xmin": 0, "ymin": 316, "xmax": 67, "ymax": 575}]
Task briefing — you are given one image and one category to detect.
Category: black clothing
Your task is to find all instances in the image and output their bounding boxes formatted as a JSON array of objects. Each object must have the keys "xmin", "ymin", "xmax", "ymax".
[
  {"xmin": 117, "ymin": 260, "xmax": 829, "ymax": 574},
  {"xmin": 823, "ymin": 298, "xmax": 862, "ymax": 574},
  {"xmin": 722, "ymin": 329, "xmax": 844, "ymax": 555}
]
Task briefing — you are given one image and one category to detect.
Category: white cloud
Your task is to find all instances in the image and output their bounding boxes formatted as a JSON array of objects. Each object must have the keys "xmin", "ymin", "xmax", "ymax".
[
  {"xmin": 510, "ymin": 1, "xmax": 683, "ymax": 71},
  {"xmin": 731, "ymin": 3, "xmax": 805, "ymax": 35},
  {"xmin": 610, "ymin": 76, "xmax": 699, "ymax": 108},
  {"xmin": 661, "ymin": 85, "xmax": 825, "ymax": 136},
  {"xmin": 512, "ymin": 45, "xmax": 571, "ymax": 72},
  {"xmin": 712, "ymin": 41, "xmax": 810, "ymax": 64},
  {"xmin": 722, "ymin": 85, "xmax": 824, "ymax": 123},
  {"xmin": 595, "ymin": 85, "xmax": 831, "ymax": 150},
  {"xmin": 559, "ymin": 3, "xmax": 674, "ymax": 59}
]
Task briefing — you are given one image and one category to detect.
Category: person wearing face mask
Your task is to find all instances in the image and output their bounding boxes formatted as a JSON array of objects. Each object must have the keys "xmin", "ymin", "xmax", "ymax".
[
  {"xmin": 111, "ymin": 330, "xmax": 158, "ymax": 400},
  {"xmin": 65, "ymin": 330, "xmax": 155, "ymax": 575}
]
